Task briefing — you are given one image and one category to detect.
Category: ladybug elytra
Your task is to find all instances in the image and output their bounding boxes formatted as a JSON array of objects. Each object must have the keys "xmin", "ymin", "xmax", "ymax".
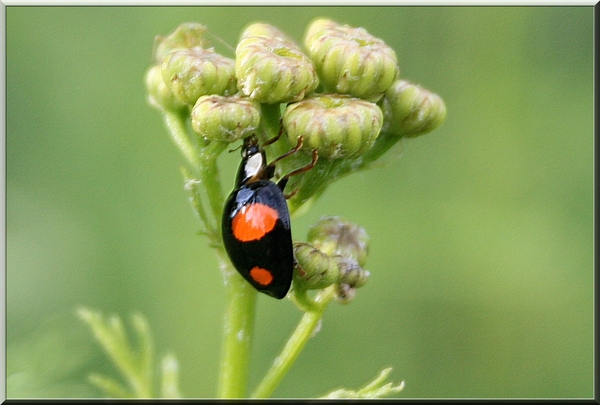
[{"xmin": 221, "ymin": 133, "xmax": 317, "ymax": 299}]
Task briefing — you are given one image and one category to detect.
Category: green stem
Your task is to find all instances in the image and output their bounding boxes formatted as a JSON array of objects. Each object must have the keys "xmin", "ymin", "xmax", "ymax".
[
  {"xmin": 288, "ymin": 159, "xmax": 341, "ymax": 213},
  {"xmin": 167, "ymin": 110, "xmax": 255, "ymax": 397},
  {"xmin": 161, "ymin": 96, "xmax": 262, "ymax": 399},
  {"xmin": 260, "ymin": 103, "xmax": 282, "ymax": 140},
  {"xmin": 199, "ymin": 140, "xmax": 255, "ymax": 398},
  {"xmin": 163, "ymin": 111, "xmax": 201, "ymax": 168},
  {"xmin": 260, "ymin": 103, "xmax": 291, "ymax": 162},
  {"xmin": 198, "ymin": 141, "xmax": 227, "ymax": 227},
  {"xmin": 181, "ymin": 166, "xmax": 213, "ymax": 238},
  {"xmin": 251, "ymin": 286, "xmax": 335, "ymax": 399},
  {"xmin": 217, "ymin": 251, "xmax": 257, "ymax": 398},
  {"xmin": 357, "ymin": 131, "xmax": 403, "ymax": 169}
]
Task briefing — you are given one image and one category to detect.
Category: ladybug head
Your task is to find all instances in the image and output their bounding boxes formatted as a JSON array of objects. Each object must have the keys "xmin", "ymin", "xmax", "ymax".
[
  {"xmin": 236, "ymin": 135, "xmax": 268, "ymax": 186},
  {"xmin": 242, "ymin": 135, "xmax": 261, "ymax": 158}
]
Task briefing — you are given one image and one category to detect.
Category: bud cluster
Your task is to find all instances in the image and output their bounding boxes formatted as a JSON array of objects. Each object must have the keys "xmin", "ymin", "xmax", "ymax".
[
  {"xmin": 294, "ymin": 216, "xmax": 370, "ymax": 303},
  {"xmin": 146, "ymin": 23, "xmax": 239, "ymax": 121},
  {"xmin": 146, "ymin": 20, "xmax": 445, "ymax": 163}
]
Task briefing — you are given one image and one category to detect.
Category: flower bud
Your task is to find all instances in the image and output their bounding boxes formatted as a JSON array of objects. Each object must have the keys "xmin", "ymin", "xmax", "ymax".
[
  {"xmin": 235, "ymin": 23, "xmax": 319, "ymax": 104},
  {"xmin": 145, "ymin": 65, "xmax": 185, "ymax": 112},
  {"xmin": 161, "ymin": 48, "xmax": 237, "ymax": 105},
  {"xmin": 334, "ymin": 259, "xmax": 369, "ymax": 304},
  {"xmin": 335, "ymin": 257, "xmax": 369, "ymax": 288},
  {"xmin": 282, "ymin": 94, "xmax": 383, "ymax": 159},
  {"xmin": 153, "ymin": 23, "xmax": 210, "ymax": 63},
  {"xmin": 305, "ymin": 18, "xmax": 399, "ymax": 101},
  {"xmin": 293, "ymin": 242, "xmax": 339, "ymax": 290},
  {"xmin": 307, "ymin": 216, "xmax": 369, "ymax": 267},
  {"xmin": 239, "ymin": 22, "xmax": 289, "ymax": 40},
  {"xmin": 191, "ymin": 95, "xmax": 261, "ymax": 142},
  {"xmin": 381, "ymin": 79, "xmax": 447, "ymax": 138},
  {"xmin": 304, "ymin": 18, "xmax": 338, "ymax": 44},
  {"xmin": 335, "ymin": 283, "xmax": 356, "ymax": 304}
]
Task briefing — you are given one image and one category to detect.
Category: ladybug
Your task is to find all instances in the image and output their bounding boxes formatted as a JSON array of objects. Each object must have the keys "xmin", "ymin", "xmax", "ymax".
[{"xmin": 222, "ymin": 133, "xmax": 318, "ymax": 299}]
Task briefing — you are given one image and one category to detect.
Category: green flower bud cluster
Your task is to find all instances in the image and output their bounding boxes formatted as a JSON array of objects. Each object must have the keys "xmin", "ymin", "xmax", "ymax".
[
  {"xmin": 275, "ymin": 18, "xmax": 444, "ymax": 210},
  {"xmin": 146, "ymin": 19, "xmax": 446, "ymax": 217},
  {"xmin": 145, "ymin": 22, "xmax": 238, "ymax": 116},
  {"xmin": 293, "ymin": 217, "xmax": 370, "ymax": 304},
  {"xmin": 278, "ymin": 18, "xmax": 397, "ymax": 165}
]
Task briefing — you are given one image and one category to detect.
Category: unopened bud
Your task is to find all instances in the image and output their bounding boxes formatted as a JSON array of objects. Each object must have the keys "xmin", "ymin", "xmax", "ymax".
[
  {"xmin": 283, "ymin": 94, "xmax": 383, "ymax": 159},
  {"xmin": 305, "ymin": 18, "xmax": 399, "ymax": 101},
  {"xmin": 240, "ymin": 22, "xmax": 290, "ymax": 40},
  {"xmin": 235, "ymin": 23, "xmax": 319, "ymax": 104},
  {"xmin": 145, "ymin": 65, "xmax": 185, "ymax": 112},
  {"xmin": 161, "ymin": 48, "xmax": 237, "ymax": 105},
  {"xmin": 191, "ymin": 95, "xmax": 261, "ymax": 142},
  {"xmin": 307, "ymin": 216, "xmax": 369, "ymax": 267},
  {"xmin": 381, "ymin": 79, "xmax": 446, "ymax": 138},
  {"xmin": 335, "ymin": 257, "xmax": 369, "ymax": 288},
  {"xmin": 293, "ymin": 242, "xmax": 339, "ymax": 290},
  {"xmin": 153, "ymin": 23, "xmax": 210, "ymax": 63},
  {"xmin": 334, "ymin": 258, "xmax": 369, "ymax": 304},
  {"xmin": 335, "ymin": 283, "xmax": 356, "ymax": 304}
]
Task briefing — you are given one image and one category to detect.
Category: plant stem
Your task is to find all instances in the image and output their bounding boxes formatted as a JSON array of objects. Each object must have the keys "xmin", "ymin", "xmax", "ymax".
[
  {"xmin": 358, "ymin": 131, "xmax": 403, "ymax": 169},
  {"xmin": 198, "ymin": 140, "xmax": 227, "ymax": 227},
  {"xmin": 260, "ymin": 103, "xmax": 282, "ymax": 140},
  {"xmin": 260, "ymin": 103, "xmax": 291, "ymax": 161},
  {"xmin": 163, "ymin": 111, "xmax": 201, "ymax": 168},
  {"xmin": 198, "ymin": 140, "xmax": 256, "ymax": 399},
  {"xmin": 165, "ymin": 108, "xmax": 257, "ymax": 398},
  {"xmin": 251, "ymin": 286, "xmax": 335, "ymax": 399},
  {"xmin": 216, "ymin": 251, "xmax": 258, "ymax": 398}
]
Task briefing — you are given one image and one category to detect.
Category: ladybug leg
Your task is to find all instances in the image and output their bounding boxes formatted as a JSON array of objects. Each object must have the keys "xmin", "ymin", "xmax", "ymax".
[
  {"xmin": 263, "ymin": 134, "xmax": 305, "ymax": 182},
  {"xmin": 277, "ymin": 148, "xmax": 318, "ymax": 194},
  {"xmin": 262, "ymin": 120, "xmax": 285, "ymax": 147},
  {"xmin": 268, "ymin": 135, "xmax": 304, "ymax": 170},
  {"xmin": 294, "ymin": 259, "xmax": 306, "ymax": 277},
  {"xmin": 283, "ymin": 188, "xmax": 300, "ymax": 199}
]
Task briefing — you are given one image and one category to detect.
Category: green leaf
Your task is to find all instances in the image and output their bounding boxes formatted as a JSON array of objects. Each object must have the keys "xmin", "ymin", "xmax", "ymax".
[
  {"xmin": 88, "ymin": 374, "xmax": 133, "ymax": 399},
  {"xmin": 321, "ymin": 368, "xmax": 405, "ymax": 399},
  {"xmin": 78, "ymin": 307, "xmax": 181, "ymax": 399},
  {"xmin": 160, "ymin": 353, "xmax": 182, "ymax": 398}
]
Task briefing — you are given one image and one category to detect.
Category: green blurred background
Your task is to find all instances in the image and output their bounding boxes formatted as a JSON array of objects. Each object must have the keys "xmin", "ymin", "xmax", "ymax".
[{"xmin": 6, "ymin": 6, "xmax": 593, "ymax": 399}]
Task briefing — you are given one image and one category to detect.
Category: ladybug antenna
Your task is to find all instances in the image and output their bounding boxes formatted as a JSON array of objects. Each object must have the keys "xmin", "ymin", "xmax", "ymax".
[
  {"xmin": 228, "ymin": 143, "xmax": 243, "ymax": 153},
  {"xmin": 206, "ymin": 29, "xmax": 235, "ymax": 56}
]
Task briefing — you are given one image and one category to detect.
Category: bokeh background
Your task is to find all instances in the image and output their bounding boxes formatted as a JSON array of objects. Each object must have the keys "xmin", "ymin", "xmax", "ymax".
[{"xmin": 6, "ymin": 6, "xmax": 593, "ymax": 399}]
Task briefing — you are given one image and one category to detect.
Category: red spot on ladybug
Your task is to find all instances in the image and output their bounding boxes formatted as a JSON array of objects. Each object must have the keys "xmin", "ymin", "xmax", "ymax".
[
  {"xmin": 249, "ymin": 266, "xmax": 274, "ymax": 286},
  {"xmin": 232, "ymin": 203, "xmax": 279, "ymax": 242}
]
